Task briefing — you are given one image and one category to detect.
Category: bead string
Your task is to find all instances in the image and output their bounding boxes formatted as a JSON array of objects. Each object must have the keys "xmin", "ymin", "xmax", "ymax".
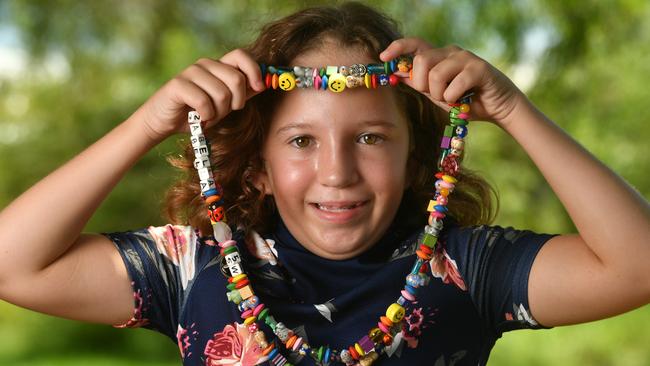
[
  {"xmin": 260, "ymin": 55, "xmax": 413, "ymax": 93},
  {"xmin": 187, "ymin": 67, "xmax": 472, "ymax": 366}
]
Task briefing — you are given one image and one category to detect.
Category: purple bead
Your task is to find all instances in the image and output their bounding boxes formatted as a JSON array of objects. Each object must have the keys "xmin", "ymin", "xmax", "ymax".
[
  {"xmin": 441, "ymin": 136, "xmax": 452, "ymax": 149},
  {"xmin": 358, "ymin": 335, "xmax": 374, "ymax": 353}
]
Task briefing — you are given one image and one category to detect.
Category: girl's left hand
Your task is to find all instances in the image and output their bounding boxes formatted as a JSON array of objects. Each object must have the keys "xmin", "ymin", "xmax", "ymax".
[{"xmin": 380, "ymin": 38, "xmax": 527, "ymax": 128}]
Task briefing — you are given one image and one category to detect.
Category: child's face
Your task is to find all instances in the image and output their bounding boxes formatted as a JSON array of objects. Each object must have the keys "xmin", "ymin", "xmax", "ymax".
[{"xmin": 255, "ymin": 45, "xmax": 411, "ymax": 260}]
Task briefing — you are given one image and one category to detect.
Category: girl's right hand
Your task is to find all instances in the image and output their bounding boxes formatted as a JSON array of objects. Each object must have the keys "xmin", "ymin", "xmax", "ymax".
[{"xmin": 136, "ymin": 49, "xmax": 266, "ymax": 142}]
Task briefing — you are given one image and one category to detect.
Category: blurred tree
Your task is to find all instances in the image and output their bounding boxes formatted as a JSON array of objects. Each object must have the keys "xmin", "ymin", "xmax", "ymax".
[{"xmin": 0, "ymin": 0, "xmax": 648, "ymax": 365}]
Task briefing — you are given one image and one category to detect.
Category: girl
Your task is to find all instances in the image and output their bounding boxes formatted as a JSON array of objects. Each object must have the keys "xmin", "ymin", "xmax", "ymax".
[{"xmin": 0, "ymin": 2, "xmax": 648, "ymax": 366}]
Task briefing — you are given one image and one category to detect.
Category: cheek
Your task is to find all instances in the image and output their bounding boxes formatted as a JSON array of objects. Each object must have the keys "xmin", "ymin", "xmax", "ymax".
[{"xmin": 269, "ymin": 158, "xmax": 313, "ymax": 197}]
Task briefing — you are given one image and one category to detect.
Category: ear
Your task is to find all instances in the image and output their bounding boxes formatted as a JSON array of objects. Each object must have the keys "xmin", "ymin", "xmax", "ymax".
[{"xmin": 250, "ymin": 163, "xmax": 273, "ymax": 196}]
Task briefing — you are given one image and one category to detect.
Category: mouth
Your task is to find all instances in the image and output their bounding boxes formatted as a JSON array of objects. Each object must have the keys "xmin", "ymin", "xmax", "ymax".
[{"xmin": 310, "ymin": 201, "xmax": 367, "ymax": 212}]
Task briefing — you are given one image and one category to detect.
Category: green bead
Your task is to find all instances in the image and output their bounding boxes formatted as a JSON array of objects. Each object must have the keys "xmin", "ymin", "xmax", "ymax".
[
  {"xmin": 317, "ymin": 345, "xmax": 324, "ymax": 360},
  {"xmin": 422, "ymin": 233, "xmax": 438, "ymax": 248},
  {"xmin": 226, "ymin": 283, "xmax": 236, "ymax": 290},
  {"xmin": 319, "ymin": 67, "xmax": 326, "ymax": 77},
  {"xmin": 258, "ymin": 308, "xmax": 269, "ymax": 321},
  {"xmin": 223, "ymin": 246, "xmax": 237, "ymax": 255},
  {"xmin": 449, "ymin": 106, "xmax": 460, "ymax": 114},
  {"xmin": 444, "ymin": 125, "xmax": 455, "ymax": 137},
  {"xmin": 450, "ymin": 117, "xmax": 468, "ymax": 126},
  {"xmin": 384, "ymin": 61, "xmax": 390, "ymax": 74}
]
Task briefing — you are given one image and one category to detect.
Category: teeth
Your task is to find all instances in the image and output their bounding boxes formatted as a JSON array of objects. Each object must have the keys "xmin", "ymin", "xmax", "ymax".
[{"xmin": 317, "ymin": 203, "xmax": 358, "ymax": 211}]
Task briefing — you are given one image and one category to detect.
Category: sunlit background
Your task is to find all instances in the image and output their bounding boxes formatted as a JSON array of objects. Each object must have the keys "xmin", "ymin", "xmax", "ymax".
[{"xmin": 1, "ymin": 0, "xmax": 649, "ymax": 365}]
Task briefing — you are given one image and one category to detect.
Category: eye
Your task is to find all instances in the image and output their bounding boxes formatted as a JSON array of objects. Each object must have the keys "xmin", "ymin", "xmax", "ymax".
[
  {"xmin": 358, "ymin": 134, "xmax": 383, "ymax": 145},
  {"xmin": 289, "ymin": 136, "xmax": 312, "ymax": 148}
]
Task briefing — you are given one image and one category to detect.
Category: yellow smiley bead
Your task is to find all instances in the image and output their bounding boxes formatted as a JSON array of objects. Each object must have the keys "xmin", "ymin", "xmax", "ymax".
[
  {"xmin": 278, "ymin": 72, "xmax": 296, "ymax": 91},
  {"xmin": 386, "ymin": 303, "xmax": 405, "ymax": 323},
  {"xmin": 328, "ymin": 73, "xmax": 346, "ymax": 92}
]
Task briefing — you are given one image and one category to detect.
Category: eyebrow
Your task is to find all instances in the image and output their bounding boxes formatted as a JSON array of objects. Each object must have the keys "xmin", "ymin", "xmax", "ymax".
[{"xmin": 275, "ymin": 120, "xmax": 397, "ymax": 136}]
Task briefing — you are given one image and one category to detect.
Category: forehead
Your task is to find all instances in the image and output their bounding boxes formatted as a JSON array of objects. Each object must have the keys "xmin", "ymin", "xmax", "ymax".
[{"xmin": 269, "ymin": 44, "xmax": 406, "ymax": 130}]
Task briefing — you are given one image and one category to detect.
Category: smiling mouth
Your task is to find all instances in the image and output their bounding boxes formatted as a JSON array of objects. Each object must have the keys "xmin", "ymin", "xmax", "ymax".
[{"xmin": 311, "ymin": 201, "xmax": 367, "ymax": 212}]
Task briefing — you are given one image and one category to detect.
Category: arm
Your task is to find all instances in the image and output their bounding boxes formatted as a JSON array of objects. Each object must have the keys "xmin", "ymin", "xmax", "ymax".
[
  {"xmin": 381, "ymin": 38, "xmax": 650, "ymax": 327},
  {"xmin": 0, "ymin": 49, "xmax": 264, "ymax": 325},
  {"xmin": 503, "ymin": 97, "xmax": 650, "ymax": 326}
]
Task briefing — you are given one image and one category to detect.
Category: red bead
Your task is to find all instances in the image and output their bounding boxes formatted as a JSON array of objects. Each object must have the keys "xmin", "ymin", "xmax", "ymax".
[
  {"xmin": 235, "ymin": 279, "xmax": 250, "ymax": 288},
  {"xmin": 349, "ymin": 346, "xmax": 360, "ymax": 360},
  {"xmin": 389, "ymin": 74, "xmax": 399, "ymax": 86}
]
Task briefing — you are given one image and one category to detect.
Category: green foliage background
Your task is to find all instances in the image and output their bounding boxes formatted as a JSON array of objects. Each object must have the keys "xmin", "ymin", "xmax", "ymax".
[{"xmin": 0, "ymin": 0, "xmax": 648, "ymax": 365}]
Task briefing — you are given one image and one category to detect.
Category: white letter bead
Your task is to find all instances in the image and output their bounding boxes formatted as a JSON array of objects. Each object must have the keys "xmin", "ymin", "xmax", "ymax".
[
  {"xmin": 200, "ymin": 178, "xmax": 216, "ymax": 192},
  {"xmin": 198, "ymin": 167, "xmax": 211, "ymax": 181},
  {"xmin": 225, "ymin": 252, "xmax": 241, "ymax": 266},
  {"xmin": 188, "ymin": 111, "xmax": 201, "ymax": 123},
  {"xmin": 194, "ymin": 157, "xmax": 211, "ymax": 169},
  {"xmin": 190, "ymin": 135, "xmax": 206, "ymax": 148},
  {"xmin": 193, "ymin": 144, "xmax": 209, "ymax": 157},
  {"xmin": 189, "ymin": 123, "xmax": 203, "ymax": 136},
  {"xmin": 228, "ymin": 263, "xmax": 243, "ymax": 277}
]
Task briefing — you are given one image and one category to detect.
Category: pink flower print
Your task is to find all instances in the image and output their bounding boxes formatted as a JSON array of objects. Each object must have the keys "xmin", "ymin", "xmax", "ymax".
[
  {"xmin": 204, "ymin": 323, "xmax": 266, "ymax": 365},
  {"xmin": 112, "ymin": 286, "xmax": 150, "ymax": 328},
  {"xmin": 148, "ymin": 224, "xmax": 197, "ymax": 289},
  {"xmin": 246, "ymin": 231, "xmax": 278, "ymax": 266},
  {"xmin": 429, "ymin": 250, "xmax": 467, "ymax": 291}
]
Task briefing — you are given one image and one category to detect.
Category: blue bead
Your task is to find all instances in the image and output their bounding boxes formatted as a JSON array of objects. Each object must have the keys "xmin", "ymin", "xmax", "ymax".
[
  {"xmin": 268, "ymin": 348, "xmax": 278, "ymax": 359},
  {"xmin": 268, "ymin": 66, "xmax": 277, "ymax": 74},
  {"xmin": 397, "ymin": 296, "xmax": 407, "ymax": 306},
  {"xmin": 324, "ymin": 348, "xmax": 331, "ymax": 362},
  {"xmin": 260, "ymin": 63, "xmax": 266, "ymax": 76},
  {"xmin": 321, "ymin": 75, "xmax": 328, "ymax": 90},
  {"xmin": 434, "ymin": 205, "xmax": 448, "ymax": 213},
  {"xmin": 204, "ymin": 188, "xmax": 218, "ymax": 197},
  {"xmin": 455, "ymin": 125, "xmax": 468, "ymax": 138},
  {"xmin": 405, "ymin": 284, "xmax": 418, "ymax": 295}
]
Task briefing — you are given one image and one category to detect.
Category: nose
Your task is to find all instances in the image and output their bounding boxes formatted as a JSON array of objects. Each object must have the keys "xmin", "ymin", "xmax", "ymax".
[{"xmin": 316, "ymin": 140, "xmax": 360, "ymax": 188}]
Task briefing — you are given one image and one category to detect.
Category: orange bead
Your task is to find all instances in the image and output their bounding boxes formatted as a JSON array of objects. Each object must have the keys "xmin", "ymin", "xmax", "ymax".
[
  {"xmin": 416, "ymin": 249, "xmax": 431, "ymax": 260},
  {"xmin": 383, "ymin": 334, "xmax": 393, "ymax": 346},
  {"xmin": 460, "ymin": 103, "xmax": 470, "ymax": 113},
  {"xmin": 286, "ymin": 335, "xmax": 297, "ymax": 349},
  {"xmin": 262, "ymin": 343, "xmax": 275, "ymax": 356},
  {"xmin": 380, "ymin": 316, "xmax": 393, "ymax": 327}
]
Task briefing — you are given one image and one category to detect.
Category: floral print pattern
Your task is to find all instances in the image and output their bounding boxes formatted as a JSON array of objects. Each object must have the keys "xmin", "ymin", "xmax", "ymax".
[
  {"xmin": 203, "ymin": 322, "xmax": 266, "ymax": 366},
  {"xmin": 149, "ymin": 224, "xmax": 197, "ymax": 290},
  {"xmin": 429, "ymin": 250, "xmax": 467, "ymax": 291}
]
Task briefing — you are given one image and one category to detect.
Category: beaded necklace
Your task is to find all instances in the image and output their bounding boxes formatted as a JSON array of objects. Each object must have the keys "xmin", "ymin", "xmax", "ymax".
[{"xmin": 187, "ymin": 57, "xmax": 472, "ymax": 366}]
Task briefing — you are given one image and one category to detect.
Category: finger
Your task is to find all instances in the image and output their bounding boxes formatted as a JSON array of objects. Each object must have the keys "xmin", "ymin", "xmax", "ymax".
[
  {"xmin": 169, "ymin": 77, "xmax": 216, "ymax": 122},
  {"xmin": 444, "ymin": 67, "xmax": 475, "ymax": 104},
  {"xmin": 404, "ymin": 49, "xmax": 450, "ymax": 92},
  {"xmin": 195, "ymin": 59, "xmax": 246, "ymax": 111},
  {"xmin": 182, "ymin": 64, "xmax": 233, "ymax": 120},
  {"xmin": 379, "ymin": 37, "xmax": 433, "ymax": 62},
  {"xmin": 427, "ymin": 58, "xmax": 465, "ymax": 102},
  {"xmin": 220, "ymin": 49, "xmax": 266, "ymax": 94}
]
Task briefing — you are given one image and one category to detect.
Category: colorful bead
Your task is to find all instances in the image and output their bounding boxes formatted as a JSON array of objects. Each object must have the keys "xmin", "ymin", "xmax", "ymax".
[
  {"xmin": 328, "ymin": 73, "xmax": 346, "ymax": 92},
  {"xmin": 278, "ymin": 72, "xmax": 296, "ymax": 91},
  {"xmin": 385, "ymin": 303, "xmax": 405, "ymax": 323}
]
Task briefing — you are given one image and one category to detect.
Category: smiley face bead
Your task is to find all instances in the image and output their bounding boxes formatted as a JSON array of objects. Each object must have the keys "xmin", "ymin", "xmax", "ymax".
[
  {"xmin": 328, "ymin": 73, "xmax": 347, "ymax": 92},
  {"xmin": 278, "ymin": 72, "xmax": 296, "ymax": 91},
  {"xmin": 386, "ymin": 303, "xmax": 405, "ymax": 323}
]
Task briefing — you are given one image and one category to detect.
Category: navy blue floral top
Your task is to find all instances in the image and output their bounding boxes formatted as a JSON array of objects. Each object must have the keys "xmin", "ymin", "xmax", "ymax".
[{"xmin": 103, "ymin": 214, "xmax": 556, "ymax": 366}]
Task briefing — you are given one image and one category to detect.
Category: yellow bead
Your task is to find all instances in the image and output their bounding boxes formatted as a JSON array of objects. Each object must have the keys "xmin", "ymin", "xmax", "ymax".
[
  {"xmin": 439, "ymin": 188, "xmax": 450, "ymax": 197},
  {"xmin": 460, "ymin": 103, "xmax": 470, "ymax": 113},
  {"xmin": 354, "ymin": 343, "xmax": 365, "ymax": 356},
  {"xmin": 244, "ymin": 316, "xmax": 257, "ymax": 325},
  {"xmin": 441, "ymin": 175, "xmax": 457, "ymax": 184},
  {"xmin": 231, "ymin": 274, "xmax": 247, "ymax": 283},
  {"xmin": 328, "ymin": 73, "xmax": 346, "ymax": 92},
  {"xmin": 427, "ymin": 200, "xmax": 437, "ymax": 212},
  {"xmin": 385, "ymin": 303, "xmax": 405, "ymax": 323},
  {"xmin": 278, "ymin": 72, "xmax": 296, "ymax": 91},
  {"xmin": 364, "ymin": 73, "xmax": 372, "ymax": 88}
]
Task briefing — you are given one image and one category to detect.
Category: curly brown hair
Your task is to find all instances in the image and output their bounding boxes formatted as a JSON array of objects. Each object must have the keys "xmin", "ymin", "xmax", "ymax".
[{"xmin": 162, "ymin": 2, "xmax": 498, "ymax": 238}]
